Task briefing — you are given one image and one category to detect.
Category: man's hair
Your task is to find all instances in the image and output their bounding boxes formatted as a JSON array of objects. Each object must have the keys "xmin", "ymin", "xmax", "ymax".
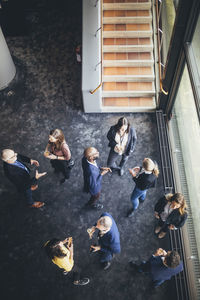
[
  {"xmin": 98, "ymin": 216, "xmax": 112, "ymax": 230},
  {"xmin": 165, "ymin": 251, "xmax": 180, "ymax": 268},
  {"xmin": 1, "ymin": 149, "xmax": 14, "ymax": 162}
]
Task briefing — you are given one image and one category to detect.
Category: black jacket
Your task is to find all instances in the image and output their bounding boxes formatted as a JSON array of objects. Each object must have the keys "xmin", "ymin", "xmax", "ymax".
[
  {"xmin": 3, "ymin": 154, "xmax": 37, "ymax": 191},
  {"xmin": 154, "ymin": 196, "xmax": 187, "ymax": 228},
  {"xmin": 107, "ymin": 125, "xmax": 137, "ymax": 156},
  {"xmin": 133, "ymin": 171, "xmax": 157, "ymax": 190}
]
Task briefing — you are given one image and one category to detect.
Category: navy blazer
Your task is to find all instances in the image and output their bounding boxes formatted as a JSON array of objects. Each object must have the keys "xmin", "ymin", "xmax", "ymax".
[
  {"xmin": 148, "ymin": 255, "xmax": 183, "ymax": 281},
  {"xmin": 98, "ymin": 212, "xmax": 121, "ymax": 255},
  {"xmin": 107, "ymin": 125, "xmax": 137, "ymax": 156},
  {"xmin": 155, "ymin": 196, "xmax": 187, "ymax": 228},
  {"xmin": 3, "ymin": 154, "xmax": 37, "ymax": 191},
  {"xmin": 82, "ymin": 157, "xmax": 102, "ymax": 196}
]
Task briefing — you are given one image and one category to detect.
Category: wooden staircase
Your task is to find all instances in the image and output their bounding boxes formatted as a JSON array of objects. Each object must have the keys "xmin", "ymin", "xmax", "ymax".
[{"xmin": 101, "ymin": 0, "xmax": 156, "ymax": 112}]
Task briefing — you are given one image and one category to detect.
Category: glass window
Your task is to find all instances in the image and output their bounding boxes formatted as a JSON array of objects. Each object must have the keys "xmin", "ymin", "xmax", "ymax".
[
  {"xmin": 160, "ymin": 0, "xmax": 177, "ymax": 67},
  {"xmin": 172, "ymin": 65, "xmax": 200, "ymax": 260},
  {"xmin": 191, "ymin": 14, "xmax": 200, "ymax": 79}
]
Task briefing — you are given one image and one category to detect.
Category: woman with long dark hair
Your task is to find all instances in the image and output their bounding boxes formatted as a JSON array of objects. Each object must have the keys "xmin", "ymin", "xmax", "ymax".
[
  {"xmin": 107, "ymin": 117, "xmax": 137, "ymax": 176},
  {"xmin": 44, "ymin": 238, "xmax": 89, "ymax": 286},
  {"xmin": 154, "ymin": 193, "xmax": 188, "ymax": 238},
  {"xmin": 44, "ymin": 129, "xmax": 74, "ymax": 184}
]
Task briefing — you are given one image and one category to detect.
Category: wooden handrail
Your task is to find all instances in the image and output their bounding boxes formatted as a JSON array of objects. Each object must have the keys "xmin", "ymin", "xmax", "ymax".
[
  {"xmin": 156, "ymin": 0, "xmax": 168, "ymax": 95},
  {"xmin": 90, "ymin": 0, "xmax": 103, "ymax": 95},
  {"xmin": 90, "ymin": 83, "xmax": 102, "ymax": 94}
]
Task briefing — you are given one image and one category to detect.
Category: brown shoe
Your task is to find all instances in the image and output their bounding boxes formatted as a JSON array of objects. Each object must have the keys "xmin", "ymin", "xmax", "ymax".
[
  {"xmin": 30, "ymin": 201, "xmax": 45, "ymax": 208},
  {"xmin": 158, "ymin": 231, "xmax": 167, "ymax": 239},
  {"xmin": 31, "ymin": 184, "xmax": 38, "ymax": 191},
  {"xmin": 155, "ymin": 226, "xmax": 161, "ymax": 234}
]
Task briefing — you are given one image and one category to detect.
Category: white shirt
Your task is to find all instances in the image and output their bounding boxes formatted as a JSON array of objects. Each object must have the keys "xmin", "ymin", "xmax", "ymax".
[{"xmin": 160, "ymin": 203, "xmax": 174, "ymax": 222}]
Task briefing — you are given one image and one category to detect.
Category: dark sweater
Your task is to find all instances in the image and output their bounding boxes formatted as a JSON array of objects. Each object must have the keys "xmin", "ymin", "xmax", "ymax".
[
  {"xmin": 149, "ymin": 255, "xmax": 183, "ymax": 281},
  {"xmin": 98, "ymin": 212, "xmax": 121, "ymax": 255},
  {"xmin": 133, "ymin": 171, "xmax": 157, "ymax": 190},
  {"xmin": 3, "ymin": 154, "xmax": 37, "ymax": 191},
  {"xmin": 155, "ymin": 196, "xmax": 187, "ymax": 228},
  {"xmin": 107, "ymin": 125, "xmax": 137, "ymax": 156}
]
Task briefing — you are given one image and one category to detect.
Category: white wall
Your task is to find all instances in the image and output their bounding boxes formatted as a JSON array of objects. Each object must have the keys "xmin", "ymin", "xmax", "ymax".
[
  {"xmin": 82, "ymin": 0, "xmax": 102, "ymax": 112},
  {"xmin": 0, "ymin": 27, "xmax": 16, "ymax": 90}
]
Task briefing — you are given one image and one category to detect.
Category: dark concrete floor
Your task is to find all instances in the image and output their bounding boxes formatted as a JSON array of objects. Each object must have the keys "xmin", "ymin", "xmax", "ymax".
[{"xmin": 0, "ymin": 2, "xmax": 178, "ymax": 300}]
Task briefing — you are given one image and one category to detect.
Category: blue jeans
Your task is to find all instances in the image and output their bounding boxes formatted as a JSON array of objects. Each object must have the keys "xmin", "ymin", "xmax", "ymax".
[{"xmin": 130, "ymin": 187, "xmax": 147, "ymax": 210}]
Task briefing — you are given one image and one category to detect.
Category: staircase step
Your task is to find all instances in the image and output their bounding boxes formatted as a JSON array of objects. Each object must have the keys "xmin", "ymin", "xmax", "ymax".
[
  {"xmin": 103, "ymin": 16, "xmax": 152, "ymax": 24},
  {"xmin": 104, "ymin": 52, "xmax": 152, "ymax": 60},
  {"xmin": 103, "ymin": 3, "xmax": 151, "ymax": 10},
  {"xmin": 104, "ymin": 66, "xmax": 152, "ymax": 75},
  {"xmin": 102, "ymin": 90, "xmax": 155, "ymax": 97},
  {"xmin": 103, "ymin": 75, "xmax": 155, "ymax": 82},
  {"xmin": 103, "ymin": 37, "xmax": 151, "ymax": 46},
  {"xmin": 103, "ymin": 0, "xmax": 151, "ymax": 3},
  {"xmin": 103, "ymin": 30, "xmax": 152, "ymax": 38},
  {"xmin": 103, "ymin": 81, "xmax": 153, "ymax": 91},
  {"xmin": 103, "ymin": 24, "xmax": 151, "ymax": 31},
  {"xmin": 103, "ymin": 45, "xmax": 153, "ymax": 52},
  {"xmin": 103, "ymin": 10, "xmax": 150, "ymax": 17},
  {"xmin": 103, "ymin": 59, "xmax": 154, "ymax": 67},
  {"xmin": 102, "ymin": 97, "xmax": 156, "ymax": 111}
]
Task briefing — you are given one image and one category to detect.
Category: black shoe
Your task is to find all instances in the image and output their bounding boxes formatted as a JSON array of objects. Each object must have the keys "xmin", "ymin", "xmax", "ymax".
[
  {"xmin": 60, "ymin": 178, "xmax": 66, "ymax": 184},
  {"xmin": 103, "ymin": 261, "xmax": 111, "ymax": 270},
  {"xmin": 127, "ymin": 209, "xmax": 134, "ymax": 217},
  {"xmin": 73, "ymin": 278, "xmax": 90, "ymax": 286},
  {"xmin": 92, "ymin": 203, "xmax": 103, "ymax": 210}
]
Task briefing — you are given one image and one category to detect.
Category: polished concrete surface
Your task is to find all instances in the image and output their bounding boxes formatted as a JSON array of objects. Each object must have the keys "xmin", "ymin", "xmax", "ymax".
[{"xmin": 0, "ymin": 1, "xmax": 177, "ymax": 300}]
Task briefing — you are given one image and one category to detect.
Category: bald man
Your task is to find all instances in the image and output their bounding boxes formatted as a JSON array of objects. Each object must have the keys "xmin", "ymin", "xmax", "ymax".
[
  {"xmin": 1, "ymin": 149, "xmax": 46, "ymax": 208},
  {"xmin": 82, "ymin": 147, "xmax": 111, "ymax": 209},
  {"xmin": 88, "ymin": 212, "xmax": 121, "ymax": 270}
]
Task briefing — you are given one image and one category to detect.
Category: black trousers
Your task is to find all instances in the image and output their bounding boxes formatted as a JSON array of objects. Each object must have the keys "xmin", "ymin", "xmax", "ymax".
[
  {"xmin": 107, "ymin": 149, "xmax": 129, "ymax": 170},
  {"xmin": 158, "ymin": 219, "xmax": 170, "ymax": 233},
  {"xmin": 50, "ymin": 160, "xmax": 71, "ymax": 179}
]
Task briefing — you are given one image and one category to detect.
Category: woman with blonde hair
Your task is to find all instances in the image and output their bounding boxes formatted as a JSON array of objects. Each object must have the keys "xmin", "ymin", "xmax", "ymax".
[
  {"xmin": 127, "ymin": 158, "xmax": 159, "ymax": 217},
  {"xmin": 44, "ymin": 129, "xmax": 74, "ymax": 184},
  {"xmin": 154, "ymin": 193, "xmax": 187, "ymax": 238}
]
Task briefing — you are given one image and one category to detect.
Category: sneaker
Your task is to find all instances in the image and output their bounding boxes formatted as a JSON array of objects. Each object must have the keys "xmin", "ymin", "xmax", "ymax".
[
  {"xmin": 158, "ymin": 231, "xmax": 167, "ymax": 239},
  {"xmin": 103, "ymin": 261, "xmax": 111, "ymax": 270},
  {"xmin": 93, "ymin": 203, "xmax": 103, "ymax": 210},
  {"xmin": 73, "ymin": 278, "xmax": 90, "ymax": 286},
  {"xmin": 155, "ymin": 226, "xmax": 161, "ymax": 234},
  {"xmin": 127, "ymin": 209, "xmax": 134, "ymax": 218},
  {"xmin": 30, "ymin": 201, "xmax": 45, "ymax": 208}
]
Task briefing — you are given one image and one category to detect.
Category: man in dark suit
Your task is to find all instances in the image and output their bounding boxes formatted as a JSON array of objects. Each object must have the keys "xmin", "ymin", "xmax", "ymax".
[
  {"xmin": 130, "ymin": 248, "xmax": 183, "ymax": 288},
  {"xmin": 82, "ymin": 147, "xmax": 111, "ymax": 210},
  {"xmin": 2, "ymin": 149, "xmax": 46, "ymax": 208},
  {"xmin": 88, "ymin": 212, "xmax": 121, "ymax": 270}
]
